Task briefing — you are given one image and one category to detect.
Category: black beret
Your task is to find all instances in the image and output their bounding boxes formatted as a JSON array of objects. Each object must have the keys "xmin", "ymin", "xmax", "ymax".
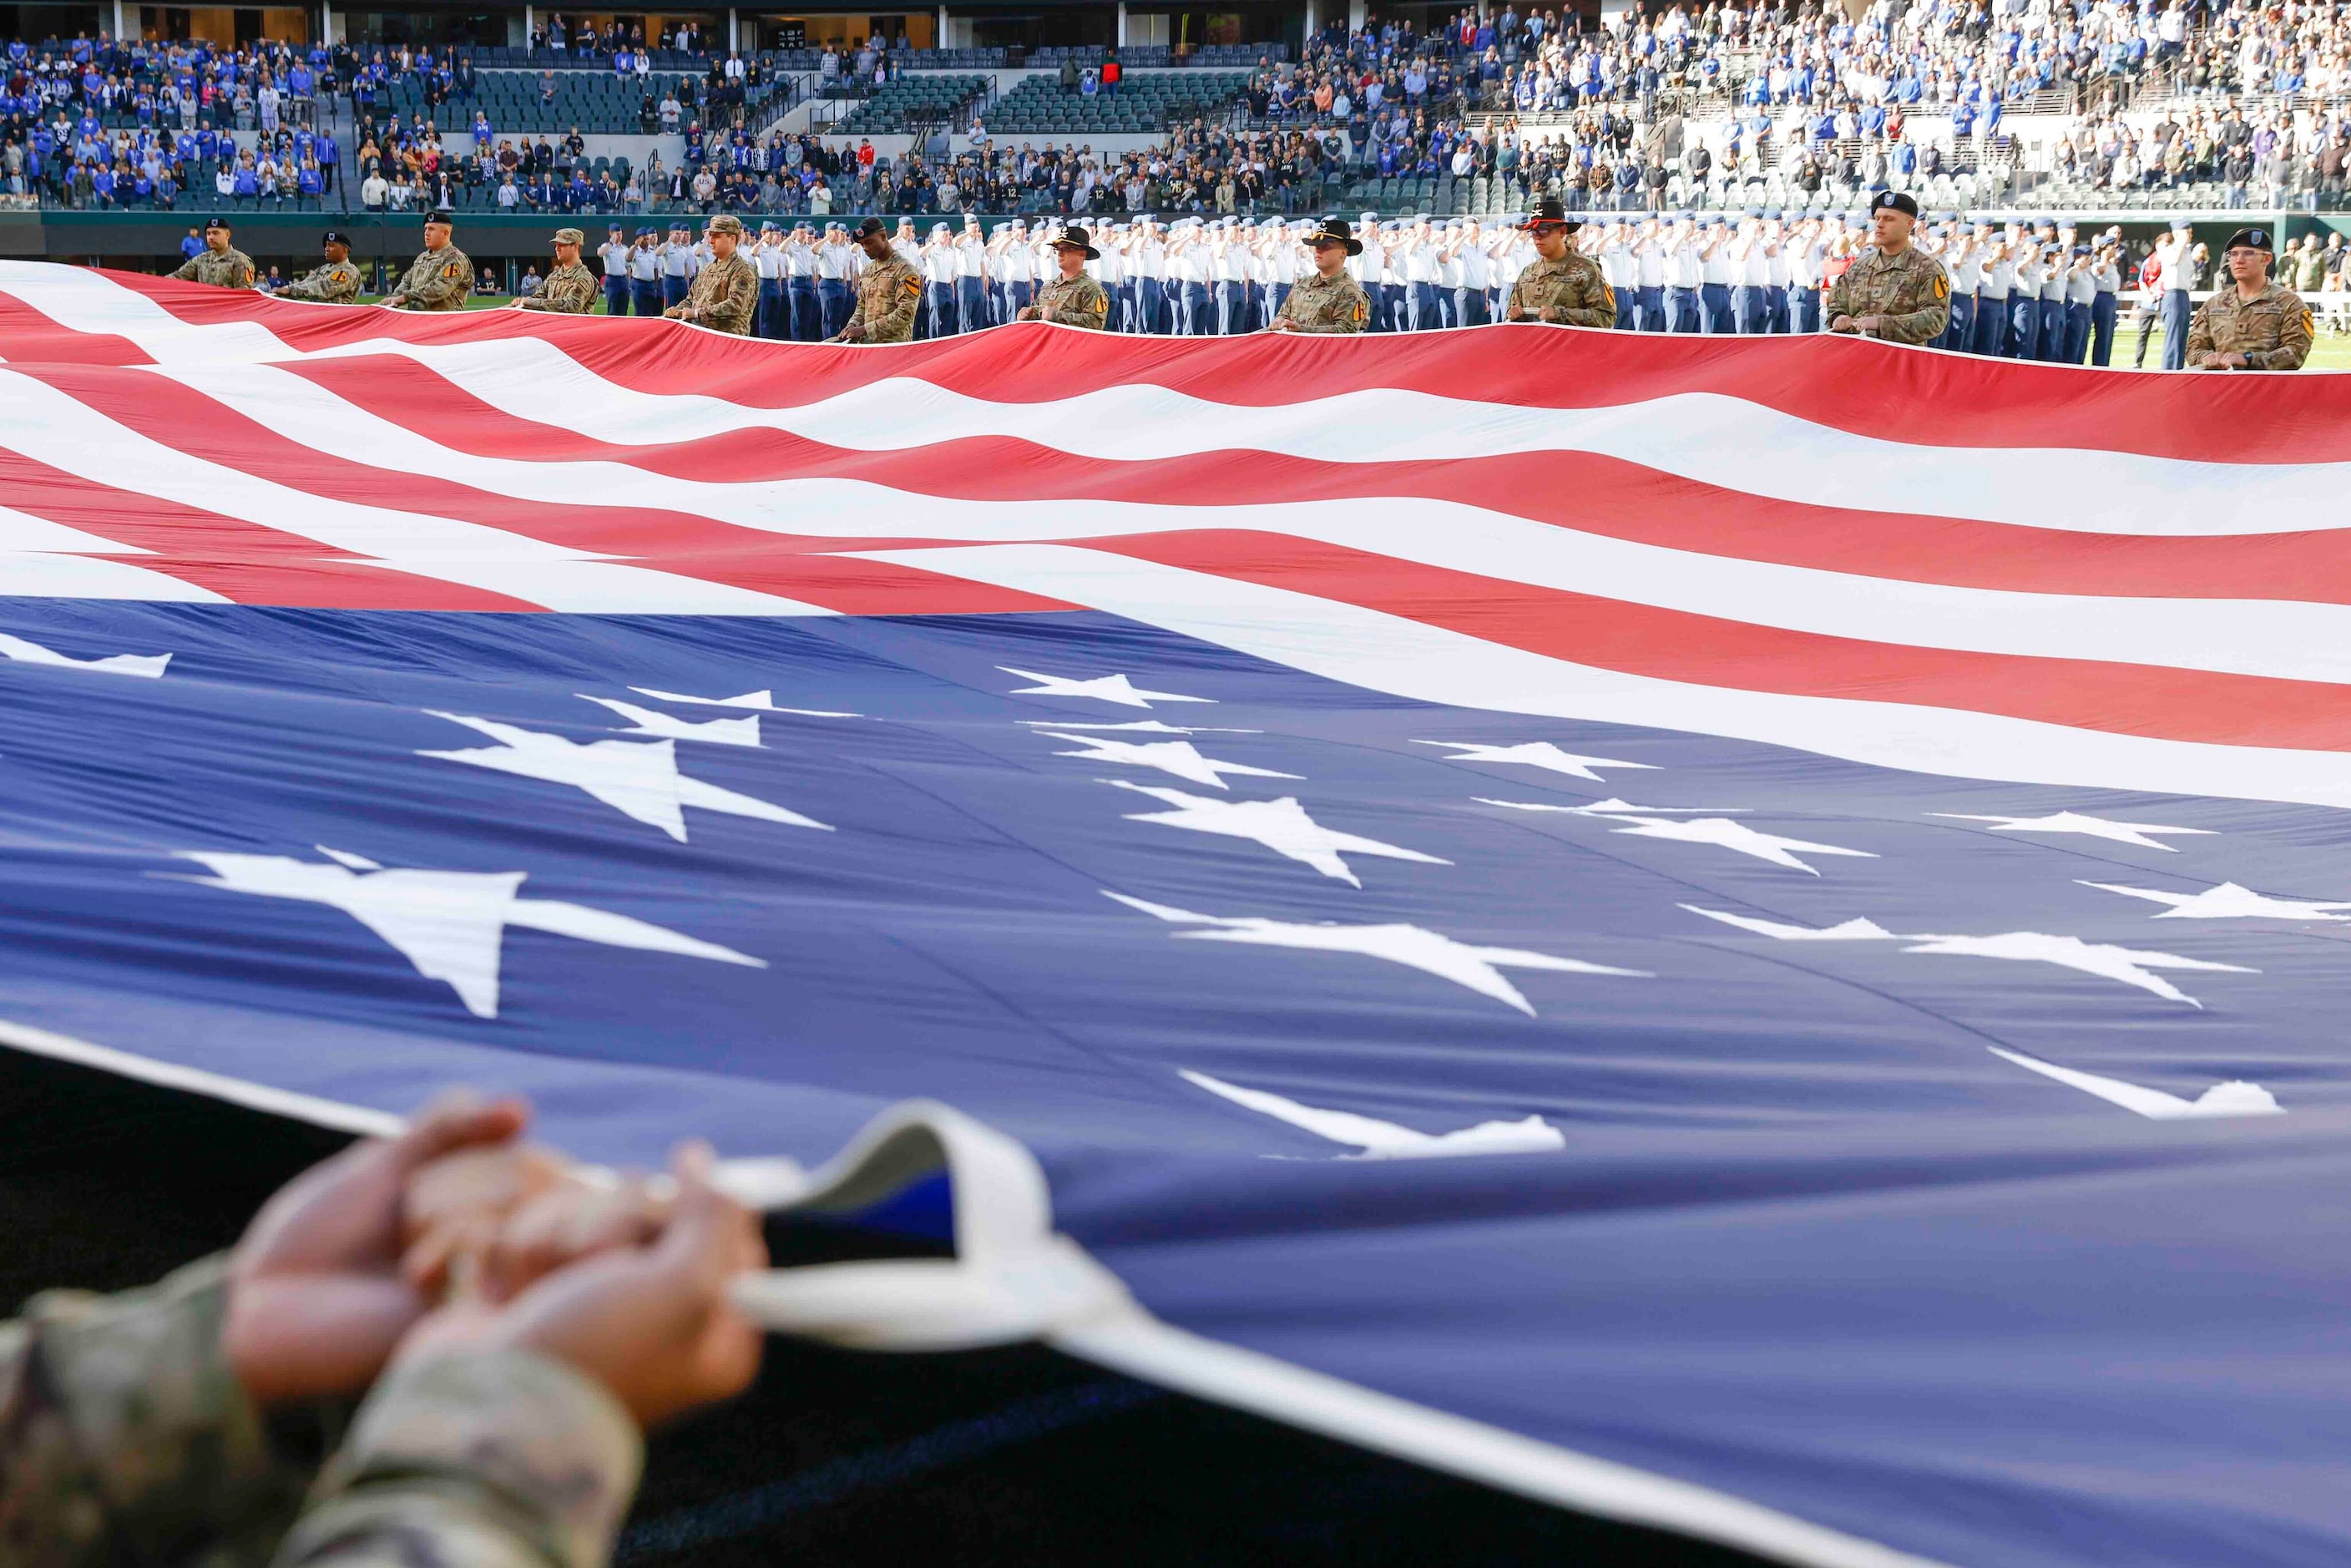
[
  {"xmin": 203, "ymin": 215, "xmax": 230, "ymax": 231},
  {"xmin": 425, "ymin": 208, "xmax": 455, "ymax": 225},
  {"xmin": 1868, "ymin": 190, "xmax": 1919, "ymax": 219},
  {"xmin": 852, "ymin": 216, "xmax": 888, "ymax": 240},
  {"xmin": 2222, "ymin": 226, "xmax": 2273, "ymax": 253},
  {"xmin": 321, "ymin": 230, "xmax": 352, "ymax": 246}
]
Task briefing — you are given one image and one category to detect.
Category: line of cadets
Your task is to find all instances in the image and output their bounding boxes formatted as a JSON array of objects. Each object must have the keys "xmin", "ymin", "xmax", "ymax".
[{"xmin": 570, "ymin": 207, "xmax": 2136, "ymax": 360}]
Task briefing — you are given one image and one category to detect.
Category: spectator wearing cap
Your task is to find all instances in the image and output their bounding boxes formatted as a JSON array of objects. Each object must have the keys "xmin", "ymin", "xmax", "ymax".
[
  {"xmin": 169, "ymin": 216, "xmax": 254, "ymax": 289},
  {"xmin": 276, "ymin": 229, "xmax": 361, "ymax": 304},
  {"xmin": 1824, "ymin": 192, "xmax": 1949, "ymax": 347},
  {"xmin": 383, "ymin": 210, "xmax": 474, "ymax": 311},
  {"xmin": 751, "ymin": 222, "xmax": 788, "ymax": 340},
  {"xmin": 828, "ymin": 216, "xmax": 922, "ymax": 345},
  {"xmin": 515, "ymin": 227, "xmax": 599, "ymax": 314},
  {"xmin": 1020, "ymin": 227, "xmax": 1110, "ymax": 330},
  {"xmin": 1267, "ymin": 217, "xmax": 1373, "ymax": 335},
  {"xmin": 2186, "ymin": 227, "xmax": 2312, "ymax": 372},
  {"xmin": 628, "ymin": 226, "xmax": 663, "ymax": 317},
  {"xmin": 1506, "ymin": 198, "xmax": 1614, "ymax": 329}
]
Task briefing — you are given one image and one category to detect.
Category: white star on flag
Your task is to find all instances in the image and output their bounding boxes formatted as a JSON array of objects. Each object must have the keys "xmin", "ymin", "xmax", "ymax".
[
  {"xmin": 2078, "ymin": 880, "xmax": 2351, "ymax": 922},
  {"xmin": 1682, "ymin": 905, "xmax": 2257, "ymax": 1007},
  {"xmin": 0, "ymin": 630, "xmax": 169, "ymax": 679},
  {"xmin": 1181, "ymin": 1070, "xmax": 1566, "ymax": 1159},
  {"xmin": 1413, "ymin": 740, "xmax": 1656, "ymax": 782},
  {"xmin": 1107, "ymin": 892, "xmax": 1645, "ymax": 1014},
  {"xmin": 1016, "ymin": 720, "xmax": 1261, "ymax": 735},
  {"xmin": 1000, "ymin": 666, "xmax": 1215, "ymax": 708},
  {"xmin": 581, "ymin": 695, "xmax": 762, "ymax": 748},
  {"xmin": 1988, "ymin": 1046, "xmax": 2283, "ymax": 1120},
  {"xmin": 1932, "ymin": 812, "xmax": 2217, "ymax": 851},
  {"xmin": 172, "ymin": 847, "xmax": 763, "ymax": 1019},
  {"xmin": 1479, "ymin": 799, "xmax": 1871, "ymax": 874},
  {"xmin": 420, "ymin": 712, "xmax": 830, "ymax": 842},
  {"xmin": 1105, "ymin": 781, "xmax": 1448, "ymax": 887},
  {"xmin": 1475, "ymin": 797, "xmax": 1747, "ymax": 817},
  {"xmin": 629, "ymin": 687, "xmax": 861, "ymax": 717},
  {"xmin": 1035, "ymin": 729, "xmax": 1301, "ymax": 791}
]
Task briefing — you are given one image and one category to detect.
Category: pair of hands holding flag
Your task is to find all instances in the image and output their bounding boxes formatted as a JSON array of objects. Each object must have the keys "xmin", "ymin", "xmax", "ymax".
[{"xmin": 224, "ymin": 1091, "xmax": 767, "ymax": 1429}]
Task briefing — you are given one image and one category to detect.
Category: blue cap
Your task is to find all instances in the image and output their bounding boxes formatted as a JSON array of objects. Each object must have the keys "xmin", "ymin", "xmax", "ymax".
[
  {"xmin": 1762, "ymin": 207, "xmax": 1781, "ymax": 220},
  {"xmin": 2171, "ymin": 219, "xmax": 2192, "ymax": 232}
]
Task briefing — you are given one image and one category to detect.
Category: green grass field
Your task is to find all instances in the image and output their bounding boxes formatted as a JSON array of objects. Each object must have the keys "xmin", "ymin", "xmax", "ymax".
[{"xmin": 353, "ymin": 296, "xmax": 2351, "ymax": 366}]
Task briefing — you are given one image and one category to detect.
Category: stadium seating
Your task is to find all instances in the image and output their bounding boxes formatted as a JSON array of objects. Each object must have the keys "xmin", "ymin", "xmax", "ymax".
[
  {"xmin": 984, "ymin": 71, "xmax": 1253, "ymax": 135},
  {"xmin": 831, "ymin": 73, "xmax": 990, "ymax": 134},
  {"xmin": 373, "ymin": 68, "xmax": 730, "ymax": 135}
]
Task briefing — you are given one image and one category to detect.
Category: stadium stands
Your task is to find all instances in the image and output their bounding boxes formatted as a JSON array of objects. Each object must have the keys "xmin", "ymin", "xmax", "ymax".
[
  {"xmin": 830, "ymin": 74, "xmax": 991, "ymax": 134},
  {"xmin": 985, "ymin": 71, "xmax": 1255, "ymax": 135}
]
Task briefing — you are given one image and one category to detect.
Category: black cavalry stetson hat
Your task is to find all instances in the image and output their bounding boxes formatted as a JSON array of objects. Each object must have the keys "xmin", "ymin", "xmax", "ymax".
[
  {"xmin": 1049, "ymin": 225, "xmax": 1101, "ymax": 259},
  {"xmin": 1303, "ymin": 216, "xmax": 1363, "ymax": 255},
  {"xmin": 1520, "ymin": 196, "xmax": 1580, "ymax": 231}
]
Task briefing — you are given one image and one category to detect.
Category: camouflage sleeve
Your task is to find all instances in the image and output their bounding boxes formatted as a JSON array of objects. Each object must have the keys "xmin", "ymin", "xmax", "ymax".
[
  {"xmin": 169, "ymin": 256, "xmax": 202, "ymax": 281},
  {"xmin": 1041, "ymin": 279, "xmax": 1110, "ymax": 329},
  {"xmin": 272, "ymin": 1351, "xmax": 642, "ymax": 1568},
  {"xmin": 1822, "ymin": 268, "xmax": 1853, "ymax": 326},
  {"xmin": 1874, "ymin": 265, "xmax": 1950, "ymax": 346},
  {"xmin": 517, "ymin": 271, "xmax": 596, "ymax": 313},
  {"xmin": 407, "ymin": 255, "xmax": 474, "ymax": 310},
  {"xmin": 1555, "ymin": 273, "xmax": 1615, "ymax": 329},
  {"xmin": 700, "ymin": 263, "xmax": 759, "ymax": 335},
  {"xmin": 278, "ymin": 266, "xmax": 345, "ymax": 303},
  {"xmin": 231, "ymin": 255, "xmax": 256, "ymax": 290},
  {"xmin": 2184, "ymin": 300, "xmax": 2215, "ymax": 360},
  {"xmin": 0, "ymin": 1254, "xmax": 314, "ymax": 1565},
  {"xmin": 872, "ymin": 269, "xmax": 921, "ymax": 342},
  {"xmin": 2252, "ymin": 292, "xmax": 2311, "ymax": 370}
]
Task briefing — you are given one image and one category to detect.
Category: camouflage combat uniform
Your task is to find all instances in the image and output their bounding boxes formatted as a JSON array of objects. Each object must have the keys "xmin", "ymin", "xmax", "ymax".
[
  {"xmin": 1506, "ymin": 252, "xmax": 1615, "ymax": 327},
  {"xmin": 2186, "ymin": 280, "xmax": 2313, "ymax": 370},
  {"xmin": 1823, "ymin": 242, "xmax": 1951, "ymax": 345},
  {"xmin": 515, "ymin": 261, "xmax": 601, "ymax": 314},
  {"xmin": 832, "ymin": 253, "xmax": 923, "ymax": 343},
  {"xmin": 277, "ymin": 259, "xmax": 362, "ymax": 305},
  {"xmin": 386, "ymin": 243, "xmax": 476, "ymax": 311},
  {"xmin": 676, "ymin": 250, "xmax": 759, "ymax": 334},
  {"xmin": 1272, "ymin": 270, "xmax": 1373, "ymax": 333},
  {"xmin": 169, "ymin": 248, "xmax": 255, "ymax": 289},
  {"xmin": 0, "ymin": 1254, "xmax": 642, "ymax": 1568},
  {"xmin": 1033, "ymin": 271, "xmax": 1110, "ymax": 329}
]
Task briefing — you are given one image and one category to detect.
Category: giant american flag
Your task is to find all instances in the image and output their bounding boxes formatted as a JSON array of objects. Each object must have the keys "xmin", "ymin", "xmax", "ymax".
[{"xmin": 1, "ymin": 260, "xmax": 2348, "ymax": 1568}]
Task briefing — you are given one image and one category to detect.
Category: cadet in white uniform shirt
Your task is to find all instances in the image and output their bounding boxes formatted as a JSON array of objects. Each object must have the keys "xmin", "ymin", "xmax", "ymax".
[
  {"xmin": 596, "ymin": 225, "xmax": 629, "ymax": 316},
  {"xmin": 660, "ymin": 225, "xmax": 695, "ymax": 309},
  {"xmin": 1666, "ymin": 215, "xmax": 1703, "ymax": 331},
  {"xmin": 1597, "ymin": 221, "xmax": 1638, "ymax": 331},
  {"xmin": 627, "ymin": 227, "xmax": 662, "ymax": 316},
  {"xmin": 1093, "ymin": 226, "xmax": 1125, "ymax": 329},
  {"xmin": 953, "ymin": 219, "xmax": 989, "ymax": 332},
  {"xmin": 1699, "ymin": 220, "xmax": 1735, "ymax": 333},
  {"xmin": 993, "ymin": 220, "xmax": 1035, "ymax": 323},
  {"xmin": 1135, "ymin": 220, "xmax": 1167, "ymax": 335},
  {"xmin": 1940, "ymin": 224, "xmax": 1981, "ymax": 351},
  {"xmin": 1634, "ymin": 220, "xmax": 1666, "ymax": 331},
  {"xmin": 817, "ymin": 222, "xmax": 857, "ymax": 340},
  {"xmin": 1211, "ymin": 220, "xmax": 1248, "ymax": 334},
  {"xmin": 1976, "ymin": 230, "xmax": 2014, "ymax": 357},
  {"xmin": 750, "ymin": 223, "xmax": 786, "ymax": 339},
  {"xmin": 1401, "ymin": 217, "xmax": 1439, "ymax": 331},
  {"xmin": 1457, "ymin": 221, "xmax": 1494, "ymax": 326}
]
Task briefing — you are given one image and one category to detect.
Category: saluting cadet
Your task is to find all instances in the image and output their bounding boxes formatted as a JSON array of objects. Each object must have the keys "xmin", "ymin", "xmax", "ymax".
[
  {"xmin": 2010, "ymin": 243, "xmax": 2044, "ymax": 361},
  {"xmin": 2038, "ymin": 228, "xmax": 2071, "ymax": 361},
  {"xmin": 276, "ymin": 229, "xmax": 361, "ymax": 304},
  {"xmin": 513, "ymin": 227, "xmax": 599, "ymax": 313},
  {"xmin": 1176, "ymin": 221, "xmax": 1214, "ymax": 336},
  {"xmin": 2156, "ymin": 220, "xmax": 2197, "ymax": 370},
  {"xmin": 2186, "ymin": 225, "xmax": 2312, "ymax": 371},
  {"xmin": 1974, "ymin": 227, "xmax": 2013, "ymax": 356},
  {"xmin": 2060, "ymin": 245, "xmax": 2096, "ymax": 365},
  {"xmin": 1134, "ymin": 219, "xmax": 1167, "ymax": 335},
  {"xmin": 1941, "ymin": 221, "xmax": 1980, "ymax": 352},
  {"xmin": 751, "ymin": 222, "xmax": 786, "ymax": 338},
  {"xmin": 1634, "ymin": 219, "xmax": 1666, "ymax": 331},
  {"xmin": 994, "ymin": 220, "xmax": 1036, "ymax": 324},
  {"xmin": 1665, "ymin": 215, "xmax": 1703, "ymax": 332},
  {"xmin": 1698, "ymin": 219, "xmax": 1736, "ymax": 334},
  {"xmin": 1096, "ymin": 224, "xmax": 1130, "ymax": 329},
  {"xmin": 820, "ymin": 222, "xmax": 859, "ymax": 340},
  {"xmin": 659, "ymin": 223, "xmax": 695, "ymax": 310},
  {"xmin": 953, "ymin": 217, "xmax": 989, "ymax": 333},
  {"xmin": 1764, "ymin": 214, "xmax": 1793, "ymax": 333},
  {"xmin": 1342, "ymin": 210, "xmax": 1381, "ymax": 332},
  {"xmin": 1457, "ymin": 220, "xmax": 1494, "ymax": 328},
  {"xmin": 1730, "ymin": 212, "xmax": 1769, "ymax": 334},
  {"xmin": 1787, "ymin": 219, "xmax": 1823, "ymax": 334},
  {"xmin": 781, "ymin": 223, "xmax": 820, "ymax": 341},
  {"xmin": 827, "ymin": 215, "xmax": 922, "ymax": 344},
  {"xmin": 597, "ymin": 224, "xmax": 629, "ymax": 316},
  {"xmin": 383, "ymin": 210, "xmax": 473, "ymax": 311},
  {"xmin": 628, "ymin": 227, "xmax": 663, "ymax": 318},
  {"xmin": 1021, "ymin": 225, "xmax": 1111, "ymax": 329},
  {"xmin": 169, "ymin": 215, "xmax": 255, "ymax": 288},
  {"xmin": 665, "ymin": 214, "xmax": 759, "ymax": 334},
  {"xmin": 2089, "ymin": 233, "xmax": 2123, "ymax": 367},
  {"xmin": 1598, "ymin": 221, "xmax": 1638, "ymax": 331},
  {"xmin": 1507, "ymin": 197, "xmax": 1615, "ymax": 328},
  {"xmin": 1824, "ymin": 191, "xmax": 1950, "ymax": 346},
  {"xmin": 1267, "ymin": 216, "xmax": 1373, "ymax": 334}
]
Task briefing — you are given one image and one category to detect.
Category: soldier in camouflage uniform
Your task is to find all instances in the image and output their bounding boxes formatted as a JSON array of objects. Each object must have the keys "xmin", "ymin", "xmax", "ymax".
[
  {"xmin": 169, "ymin": 217, "xmax": 255, "ymax": 290},
  {"xmin": 1505, "ymin": 198, "xmax": 1615, "ymax": 328},
  {"xmin": 0, "ymin": 1095, "xmax": 764, "ymax": 1568},
  {"xmin": 1825, "ymin": 190, "xmax": 1952, "ymax": 346},
  {"xmin": 665, "ymin": 213, "xmax": 759, "ymax": 333},
  {"xmin": 513, "ymin": 226, "xmax": 602, "ymax": 314},
  {"xmin": 2187, "ymin": 225, "xmax": 2313, "ymax": 371},
  {"xmin": 383, "ymin": 210, "xmax": 477, "ymax": 311},
  {"xmin": 829, "ymin": 215, "xmax": 923, "ymax": 343},
  {"xmin": 1020, "ymin": 226, "xmax": 1111, "ymax": 328},
  {"xmin": 1267, "ymin": 217, "xmax": 1373, "ymax": 334},
  {"xmin": 277, "ymin": 230, "xmax": 363, "ymax": 305}
]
